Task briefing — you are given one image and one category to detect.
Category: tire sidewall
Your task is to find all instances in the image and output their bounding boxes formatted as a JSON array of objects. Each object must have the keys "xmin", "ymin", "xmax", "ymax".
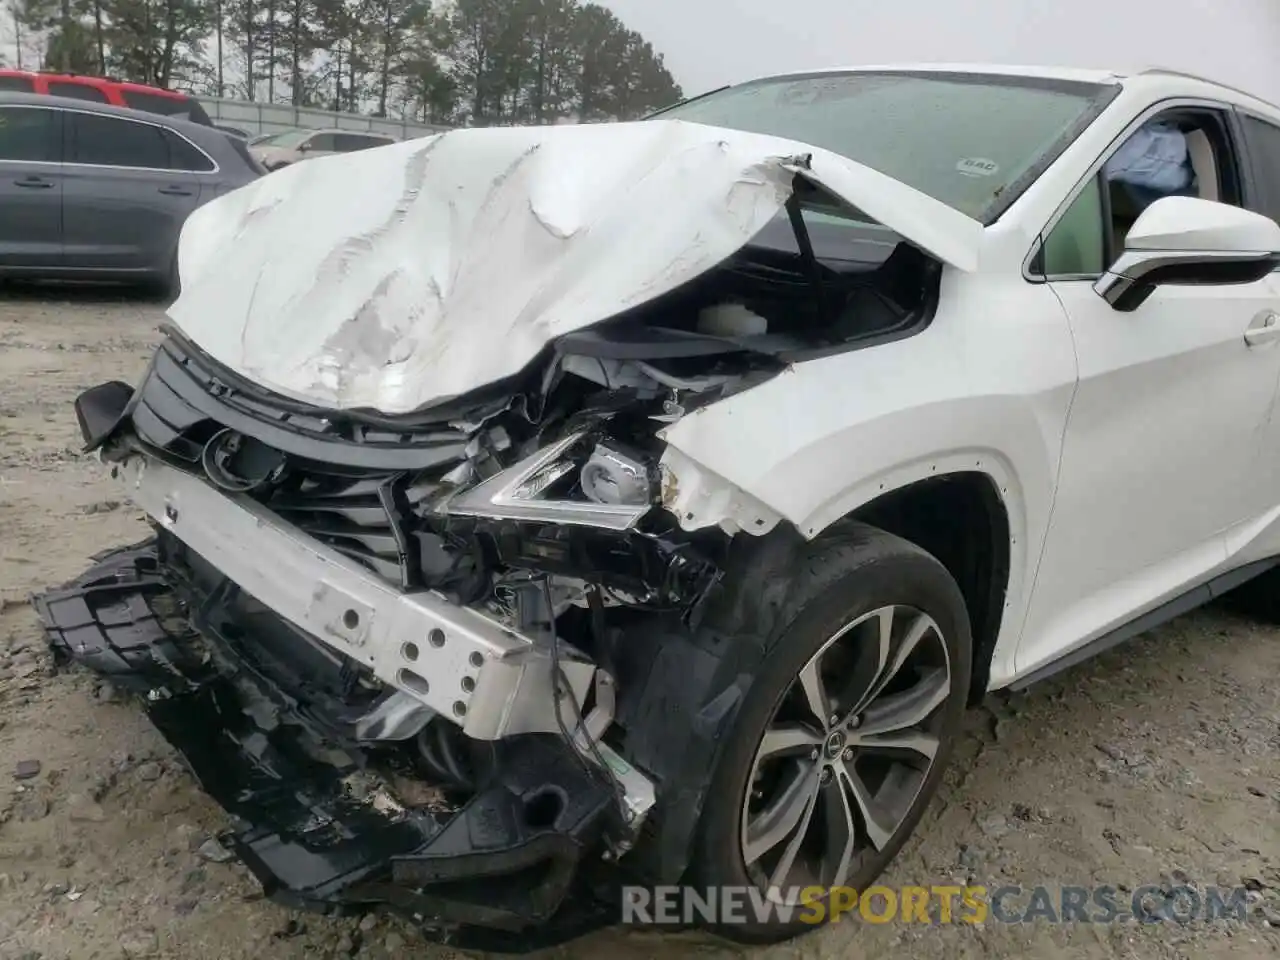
[{"xmin": 692, "ymin": 535, "xmax": 973, "ymax": 940}]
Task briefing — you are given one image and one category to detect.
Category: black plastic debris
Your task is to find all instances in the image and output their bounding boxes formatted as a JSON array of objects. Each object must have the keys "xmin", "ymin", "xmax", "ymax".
[{"xmin": 13, "ymin": 759, "xmax": 42, "ymax": 781}]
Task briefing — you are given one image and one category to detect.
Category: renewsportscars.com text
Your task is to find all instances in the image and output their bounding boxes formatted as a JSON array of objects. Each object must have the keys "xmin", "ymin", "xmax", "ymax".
[{"xmin": 622, "ymin": 884, "xmax": 1253, "ymax": 926}]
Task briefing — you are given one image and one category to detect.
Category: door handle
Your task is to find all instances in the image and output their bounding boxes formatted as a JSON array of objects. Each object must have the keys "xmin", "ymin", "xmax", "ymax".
[
  {"xmin": 13, "ymin": 176, "xmax": 53, "ymax": 189},
  {"xmin": 158, "ymin": 186, "xmax": 194, "ymax": 196},
  {"xmin": 1245, "ymin": 310, "xmax": 1280, "ymax": 347}
]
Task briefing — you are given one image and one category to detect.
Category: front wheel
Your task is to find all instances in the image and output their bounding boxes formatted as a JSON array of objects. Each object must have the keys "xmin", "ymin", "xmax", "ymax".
[{"xmin": 691, "ymin": 523, "xmax": 972, "ymax": 943}]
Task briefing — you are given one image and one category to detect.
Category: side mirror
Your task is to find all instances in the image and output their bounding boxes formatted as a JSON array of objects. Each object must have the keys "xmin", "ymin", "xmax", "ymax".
[
  {"xmin": 298, "ymin": 141, "xmax": 312, "ymax": 153},
  {"xmin": 1094, "ymin": 196, "xmax": 1280, "ymax": 312}
]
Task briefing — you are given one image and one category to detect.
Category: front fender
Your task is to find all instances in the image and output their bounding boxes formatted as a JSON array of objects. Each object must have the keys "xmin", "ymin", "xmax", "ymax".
[{"xmin": 658, "ymin": 279, "xmax": 1077, "ymax": 685}]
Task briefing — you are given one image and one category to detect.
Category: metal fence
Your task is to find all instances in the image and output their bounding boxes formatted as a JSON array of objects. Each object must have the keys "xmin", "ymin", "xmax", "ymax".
[{"xmin": 201, "ymin": 96, "xmax": 451, "ymax": 140}]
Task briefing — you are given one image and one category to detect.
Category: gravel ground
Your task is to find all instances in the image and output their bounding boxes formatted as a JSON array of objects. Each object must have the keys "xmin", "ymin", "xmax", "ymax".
[{"xmin": 1, "ymin": 287, "xmax": 1279, "ymax": 960}]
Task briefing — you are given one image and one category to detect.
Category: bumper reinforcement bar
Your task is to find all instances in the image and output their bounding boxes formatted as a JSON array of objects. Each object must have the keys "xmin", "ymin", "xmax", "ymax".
[
  {"xmin": 32, "ymin": 541, "xmax": 625, "ymax": 950},
  {"xmin": 115, "ymin": 455, "xmax": 594, "ymax": 741}
]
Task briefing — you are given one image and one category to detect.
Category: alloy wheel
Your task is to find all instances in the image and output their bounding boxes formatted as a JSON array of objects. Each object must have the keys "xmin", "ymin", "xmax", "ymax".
[{"xmin": 739, "ymin": 604, "xmax": 953, "ymax": 902}]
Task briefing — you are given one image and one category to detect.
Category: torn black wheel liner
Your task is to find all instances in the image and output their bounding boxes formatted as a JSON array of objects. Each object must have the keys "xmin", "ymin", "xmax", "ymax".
[{"xmin": 31, "ymin": 538, "xmax": 625, "ymax": 952}]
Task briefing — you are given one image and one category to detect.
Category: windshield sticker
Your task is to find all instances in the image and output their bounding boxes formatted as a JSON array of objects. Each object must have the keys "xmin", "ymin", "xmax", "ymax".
[{"xmin": 956, "ymin": 157, "xmax": 999, "ymax": 177}]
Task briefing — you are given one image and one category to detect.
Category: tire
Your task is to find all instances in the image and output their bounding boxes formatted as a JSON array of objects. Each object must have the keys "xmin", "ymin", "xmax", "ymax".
[
  {"xmin": 689, "ymin": 522, "xmax": 972, "ymax": 943},
  {"xmin": 1218, "ymin": 567, "xmax": 1280, "ymax": 621}
]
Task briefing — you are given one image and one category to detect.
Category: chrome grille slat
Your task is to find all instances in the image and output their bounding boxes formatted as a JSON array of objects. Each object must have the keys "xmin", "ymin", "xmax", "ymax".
[
  {"xmin": 324, "ymin": 543, "xmax": 405, "ymax": 583},
  {"xmin": 262, "ymin": 471, "xmax": 406, "ymax": 582},
  {"xmin": 305, "ymin": 528, "xmax": 402, "ymax": 554},
  {"xmin": 271, "ymin": 500, "xmax": 389, "ymax": 526}
]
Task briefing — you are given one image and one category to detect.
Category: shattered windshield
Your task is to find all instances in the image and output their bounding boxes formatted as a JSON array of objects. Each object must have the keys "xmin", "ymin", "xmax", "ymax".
[{"xmin": 660, "ymin": 71, "xmax": 1115, "ymax": 222}]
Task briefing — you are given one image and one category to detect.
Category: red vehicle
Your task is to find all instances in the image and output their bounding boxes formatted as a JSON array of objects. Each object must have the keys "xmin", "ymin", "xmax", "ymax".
[{"xmin": 0, "ymin": 70, "xmax": 212, "ymax": 125}]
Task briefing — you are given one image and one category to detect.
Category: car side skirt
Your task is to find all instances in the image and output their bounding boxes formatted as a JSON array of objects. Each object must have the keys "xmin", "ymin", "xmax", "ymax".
[{"xmin": 1007, "ymin": 557, "xmax": 1279, "ymax": 690}]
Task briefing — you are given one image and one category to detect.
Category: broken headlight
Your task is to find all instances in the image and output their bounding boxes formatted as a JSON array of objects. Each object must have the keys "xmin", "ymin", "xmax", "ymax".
[
  {"xmin": 579, "ymin": 445, "xmax": 652, "ymax": 506},
  {"xmin": 442, "ymin": 431, "xmax": 656, "ymax": 530}
]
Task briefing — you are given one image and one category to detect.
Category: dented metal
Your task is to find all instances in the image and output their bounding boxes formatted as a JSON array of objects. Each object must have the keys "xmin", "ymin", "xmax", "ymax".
[
  {"xmin": 123, "ymin": 454, "xmax": 598, "ymax": 740},
  {"xmin": 658, "ymin": 444, "xmax": 784, "ymax": 535},
  {"xmin": 167, "ymin": 118, "xmax": 979, "ymax": 417},
  {"xmin": 31, "ymin": 91, "xmax": 975, "ymax": 950}
]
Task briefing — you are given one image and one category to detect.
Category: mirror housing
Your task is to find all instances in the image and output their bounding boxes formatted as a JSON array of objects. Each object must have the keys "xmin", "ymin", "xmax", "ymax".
[
  {"xmin": 298, "ymin": 141, "xmax": 312, "ymax": 153},
  {"xmin": 1094, "ymin": 197, "xmax": 1280, "ymax": 312}
]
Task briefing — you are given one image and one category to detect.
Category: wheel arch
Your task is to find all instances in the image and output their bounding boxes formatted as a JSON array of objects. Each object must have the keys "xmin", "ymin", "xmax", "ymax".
[
  {"xmin": 835, "ymin": 469, "xmax": 1014, "ymax": 702},
  {"xmin": 638, "ymin": 461, "xmax": 1025, "ymax": 885},
  {"xmin": 660, "ymin": 444, "xmax": 1032, "ymax": 699},
  {"xmin": 788, "ymin": 451, "xmax": 1024, "ymax": 702}
]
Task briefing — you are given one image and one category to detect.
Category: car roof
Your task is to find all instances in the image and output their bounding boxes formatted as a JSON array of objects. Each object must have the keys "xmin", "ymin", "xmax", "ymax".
[
  {"xmin": 0, "ymin": 91, "xmax": 214, "ymax": 136},
  {"xmin": 108, "ymin": 79, "xmax": 192, "ymax": 98},
  {"xmin": 0, "ymin": 69, "xmax": 191, "ymax": 98}
]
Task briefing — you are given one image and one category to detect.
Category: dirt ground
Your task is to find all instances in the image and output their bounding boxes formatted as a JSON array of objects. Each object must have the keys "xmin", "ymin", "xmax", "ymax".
[{"xmin": 0, "ymin": 286, "xmax": 1278, "ymax": 960}]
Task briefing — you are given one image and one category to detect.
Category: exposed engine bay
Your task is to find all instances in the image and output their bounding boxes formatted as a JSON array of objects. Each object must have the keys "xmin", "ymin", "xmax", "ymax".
[
  {"xmin": 33, "ymin": 125, "xmax": 947, "ymax": 949},
  {"xmin": 130, "ymin": 184, "xmax": 938, "ymax": 613}
]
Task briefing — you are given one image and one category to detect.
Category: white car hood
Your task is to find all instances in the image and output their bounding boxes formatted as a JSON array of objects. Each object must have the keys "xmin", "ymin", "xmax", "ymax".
[{"xmin": 169, "ymin": 119, "xmax": 982, "ymax": 415}]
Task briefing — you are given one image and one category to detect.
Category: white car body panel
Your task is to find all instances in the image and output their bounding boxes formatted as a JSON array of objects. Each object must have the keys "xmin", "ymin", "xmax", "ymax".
[
  {"xmin": 166, "ymin": 64, "xmax": 1280, "ymax": 694},
  {"xmin": 1015, "ymin": 274, "xmax": 1280, "ymax": 677},
  {"xmin": 661, "ymin": 270, "xmax": 1078, "ymax": 687},
  {"xmin": 168, "ymin": 118, "xmax": 981, "ymax": 416},
  {"xmin": 662, "ymin": 69, "xmax": 1280, "ymax": 688}
]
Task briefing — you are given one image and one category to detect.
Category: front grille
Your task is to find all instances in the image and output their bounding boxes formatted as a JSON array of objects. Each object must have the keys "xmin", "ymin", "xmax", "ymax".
[
  {"xmin": 130, "ymin": 335, "xmax": 471, "ymax": 471},
  {"xmin": 264, "ymin": 469, "xmax": 411, "ymax": 586},
  {"xmin": 122, "ymin": 334, "xmax": 477, "ymax": 589}
]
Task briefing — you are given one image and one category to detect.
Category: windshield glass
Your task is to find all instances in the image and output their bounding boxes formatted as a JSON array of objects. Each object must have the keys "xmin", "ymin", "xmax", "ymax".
[
  {"xmin": 256, "ymin": 129, "xmax": 312, "ymax": 148},
  {"xmin": 660, "ymin": 71, "xmax": 1114, "ymax": 221}
]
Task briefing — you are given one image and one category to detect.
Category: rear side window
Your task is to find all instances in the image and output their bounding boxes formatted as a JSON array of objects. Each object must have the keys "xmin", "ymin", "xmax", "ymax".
[
  {"xmin": 0, "ymin": 75, "xmax": 35, "ymax": 92},
  {"xmin": 0, "ymin": 106, "xmax": 60, "ymax": 162},
  {"xmin": 1242, "ymin": 114, "xmax": 1280, "ymax": 226},
  {"xmin": 225, "ymin": 134, "xmax": 266, "ymax": 176},
  {"xmin": 69, "ymin": 113, "xmax": 211, "ymax": 171},
  {"xmin": 165, "ymin": 131, "xmax": 215, "ymax": 172},
  {"xmin": 47, "ymin": 81, "xmax": 110, "ymax": 103},
  {"xmin": 335, "ymin": 133, "xmax": 391, "ymax": 151},
  {"xmin": 186, "ymin": 99, "xmax": 212, "ymax": 125},
  {"xmin": 122, "ymin": 89, "xmax": 193, "ymax": 119}
]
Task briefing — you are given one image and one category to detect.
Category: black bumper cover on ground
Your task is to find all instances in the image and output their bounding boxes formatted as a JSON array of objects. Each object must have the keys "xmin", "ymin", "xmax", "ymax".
[
  {"xmin": 32, "ymin": 539, "xmax": 624, "ymax": 951},
  {"xmin": 43, "ymin": 370, "xmax": 760, "ymax": 948}
]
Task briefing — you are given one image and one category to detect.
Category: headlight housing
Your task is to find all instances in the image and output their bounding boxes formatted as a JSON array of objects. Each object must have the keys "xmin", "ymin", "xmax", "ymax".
[{"xmin": 441, "ymin": 431, "xmax": 656, "ymax": 530}]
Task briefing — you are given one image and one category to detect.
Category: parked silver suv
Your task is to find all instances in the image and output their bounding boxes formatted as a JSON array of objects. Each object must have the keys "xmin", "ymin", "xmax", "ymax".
[
  {"xmin": 249, "ymin": 127, "xmax": 397, "ymax": 170},
  {"xmin": 0, "ymin": 92, "xmax": 263, "ymax": 293}
]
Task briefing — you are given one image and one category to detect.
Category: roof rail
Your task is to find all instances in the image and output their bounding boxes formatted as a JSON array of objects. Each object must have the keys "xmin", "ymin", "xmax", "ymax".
[
  {"xmin": 1136, "ymin": 66, "xmax": 1279, "ymax": 111},
  {"xmin": 26, "ymin": 69, "xmax": 130, "ymax": 83}
]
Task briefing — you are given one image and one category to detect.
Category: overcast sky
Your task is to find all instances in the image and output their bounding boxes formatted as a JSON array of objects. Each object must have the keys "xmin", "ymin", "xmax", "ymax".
[
  {"xmin": 598, "ymin": 0, "xmax": 1280, "ymax": 106},
  {"xmin": 2, "ymin": 0, "xmax": 1275, "ymax": 110}
]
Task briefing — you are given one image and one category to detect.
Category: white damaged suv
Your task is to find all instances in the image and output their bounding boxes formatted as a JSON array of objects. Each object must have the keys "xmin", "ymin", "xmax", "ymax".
[{"xmin": 35, "ymin": 64, "xmax": 1280, "ymax": 947}]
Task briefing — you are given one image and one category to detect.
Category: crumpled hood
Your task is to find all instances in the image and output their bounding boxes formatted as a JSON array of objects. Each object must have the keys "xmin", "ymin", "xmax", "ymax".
[{"xmin": 169, "ymin": 118, "xmax": 982, "ymax": 415}]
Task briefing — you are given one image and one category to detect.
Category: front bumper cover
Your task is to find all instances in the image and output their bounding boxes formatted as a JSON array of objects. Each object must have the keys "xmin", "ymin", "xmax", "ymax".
[
  {"xmin": 107, "ymin": 453, "xmax": 599, "ymax": 743},
  {"xmin": 34, "ymin": 538, "xmax": 626, "ymax": 950},
  {"xmin": 35, "ymin": 374, "xmax": 761, "ymax": 948},
  {"xmin": 34, "ymin": 381, "xmax": 649, "ymax": 949}
]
